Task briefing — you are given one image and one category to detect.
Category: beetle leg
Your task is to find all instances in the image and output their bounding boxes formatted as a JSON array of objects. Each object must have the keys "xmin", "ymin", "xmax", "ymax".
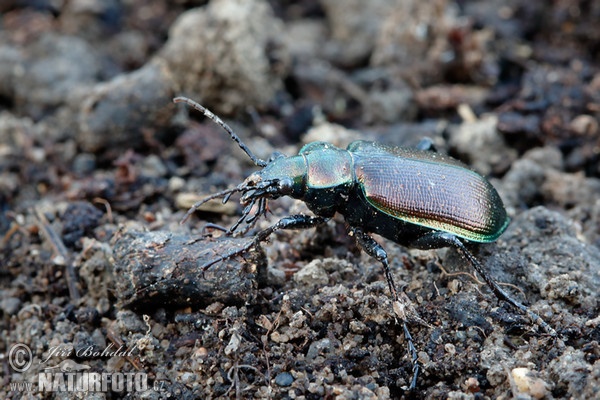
[
  {"xmin": 416, "ymin": 137, "xmax": 437, "ymax": 152},
  {"xmin": 401, "ymin": 318, "xmax": 419, "ymax": 390},
  {"xmin": 350, "ymin": 226, "xmax": 420, "ymax": 390},
  {"xmin": 411, "ymin": 231, "xmax": 556, "ymax": 335},
  {"xmin": 251, "ymin": 214, "xmax": 328, "ymax": 243},
  {"xmin": 200, "ymin": 215, "xmax": 328, "ymax": 271},
  {"xmin": 201, "ymin": 223, "xmax": 229, "ymax": 236},
  {"xmin": 350, "ymin": 227, "xmax": 398, "ymax": 300}
]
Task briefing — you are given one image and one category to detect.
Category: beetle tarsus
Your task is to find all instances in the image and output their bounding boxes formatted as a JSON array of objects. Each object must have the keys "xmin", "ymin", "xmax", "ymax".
[
  {"xmin": 201, "ymin": 223, "xmax": 229, "ymax": 236},
  {"xmin": 401, "ymin": 320, "xmax": 419, "ymax": 390}
]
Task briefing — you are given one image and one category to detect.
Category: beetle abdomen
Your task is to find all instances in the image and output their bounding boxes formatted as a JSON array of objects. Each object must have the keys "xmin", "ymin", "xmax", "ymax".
[{"xmin": 349, "ymin": 141, "xmax": 509, "ymax": 243}]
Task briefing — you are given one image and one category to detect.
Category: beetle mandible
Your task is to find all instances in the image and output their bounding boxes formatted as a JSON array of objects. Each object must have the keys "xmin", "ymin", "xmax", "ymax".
[{"xmin": 174, "ymin": 96, "xmax": 554, "ymax": 388}]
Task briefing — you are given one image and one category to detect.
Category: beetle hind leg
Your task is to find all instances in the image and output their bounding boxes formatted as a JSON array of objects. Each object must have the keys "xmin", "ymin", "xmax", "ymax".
[{"xmin": 411, "ymin": 231, "xmax": 555, "ymax": 335}]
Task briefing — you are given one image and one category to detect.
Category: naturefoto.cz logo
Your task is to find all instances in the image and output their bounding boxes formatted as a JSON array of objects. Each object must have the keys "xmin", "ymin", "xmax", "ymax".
[{"xmin": 8, "ymin": 343, "xmax": 151, "ymax": 393}]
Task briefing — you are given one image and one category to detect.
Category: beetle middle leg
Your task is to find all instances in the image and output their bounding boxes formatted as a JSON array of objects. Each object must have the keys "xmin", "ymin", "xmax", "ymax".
[
  {"xmin": 350, "ymin": 226, "xmax": 420, "ymax": 390},
  {"xmin": 199, "ymin": 215, "xmax": 329, "ymax": 271},
  {"xmin": 350, "ymin": 226, "xmax": 399, "ymax": 299}
]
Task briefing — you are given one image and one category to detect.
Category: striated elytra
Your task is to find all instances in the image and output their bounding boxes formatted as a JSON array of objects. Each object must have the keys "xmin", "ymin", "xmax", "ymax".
[{"xmin": 174, "ymin": 96, "xmax": 554, "ymax": 390}]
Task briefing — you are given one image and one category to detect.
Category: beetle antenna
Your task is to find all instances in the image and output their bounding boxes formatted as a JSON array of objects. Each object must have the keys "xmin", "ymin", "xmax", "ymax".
[{"xmin": 174, "ymin": 96, "xmax": 268, "ymax": 167}]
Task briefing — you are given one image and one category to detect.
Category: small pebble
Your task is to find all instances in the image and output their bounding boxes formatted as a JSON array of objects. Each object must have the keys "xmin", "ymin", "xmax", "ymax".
[
  {"xmin": 0, "ymin": 297, "xmax": 22, "ymax": 315},
  {"xmin": 511, "ymin": 367, "xmax": 549, "ymax": 399},
  {"xmin": 72, "ymin": 153, "xmax": 96, "ymax": 175},
  {"xmin": 274, "ymin": 372, "xmax": 294, "ymax": 387}
]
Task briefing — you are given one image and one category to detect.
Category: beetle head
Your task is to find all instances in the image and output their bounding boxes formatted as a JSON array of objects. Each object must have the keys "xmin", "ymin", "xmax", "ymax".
[
  {"xmin": 181, "ymin": 154, "xmax": 308, "ymax": 234},
  {"xmin": 240, "ymin": 154, "xmax": 306, "ymax": 203}
]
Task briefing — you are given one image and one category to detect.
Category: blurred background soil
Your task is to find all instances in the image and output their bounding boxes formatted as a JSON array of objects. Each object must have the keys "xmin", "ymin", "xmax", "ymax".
[{"xmin": 1, "ymin": 0, "xmax": 599, "ymax": 399}]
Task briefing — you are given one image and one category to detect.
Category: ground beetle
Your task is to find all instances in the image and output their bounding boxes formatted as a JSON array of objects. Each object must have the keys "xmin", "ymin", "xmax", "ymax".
[{"xmin": 174, "ymin": 96, "xmax": 554, "ymax": 389}]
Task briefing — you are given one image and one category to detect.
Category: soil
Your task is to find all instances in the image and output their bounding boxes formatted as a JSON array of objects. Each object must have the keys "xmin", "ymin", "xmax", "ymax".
[{"xmin": 1, "ymin": 1, "xmax": 599, "ymax": 399}]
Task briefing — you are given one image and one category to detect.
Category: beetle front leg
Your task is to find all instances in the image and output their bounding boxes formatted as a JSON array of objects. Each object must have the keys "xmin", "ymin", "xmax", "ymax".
[
  {"xmin": 199, "ymin": 215, "xmax": 328, "ymax": 271},
  {"xmin": 254, "ymin": 215, "xmax": 329, "ymax": 243},
  {"xmin": 350, "ymin": 226, "xmax": 420, "ymax": 390}
]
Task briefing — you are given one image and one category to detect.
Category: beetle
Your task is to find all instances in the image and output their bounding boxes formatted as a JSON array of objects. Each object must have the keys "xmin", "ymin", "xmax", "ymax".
[{"xmin": 173, "ymin": 96, "xmax": 554, "ymax": 389}]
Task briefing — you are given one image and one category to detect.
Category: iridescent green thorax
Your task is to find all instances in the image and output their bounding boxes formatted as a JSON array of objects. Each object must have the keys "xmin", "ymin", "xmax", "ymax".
[
  {"xmin": 300, "ymin": 142, "xmax": 353, "ymax": 189},
  {"xmin": 299, "ymin": 142, "xmax": 353, "ymax": 217}
]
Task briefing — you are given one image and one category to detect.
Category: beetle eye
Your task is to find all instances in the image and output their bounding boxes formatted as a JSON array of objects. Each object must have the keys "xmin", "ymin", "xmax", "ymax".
[{"xmin": 278, "ymin": 178, "xmax": 293, "ymax": 194}]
